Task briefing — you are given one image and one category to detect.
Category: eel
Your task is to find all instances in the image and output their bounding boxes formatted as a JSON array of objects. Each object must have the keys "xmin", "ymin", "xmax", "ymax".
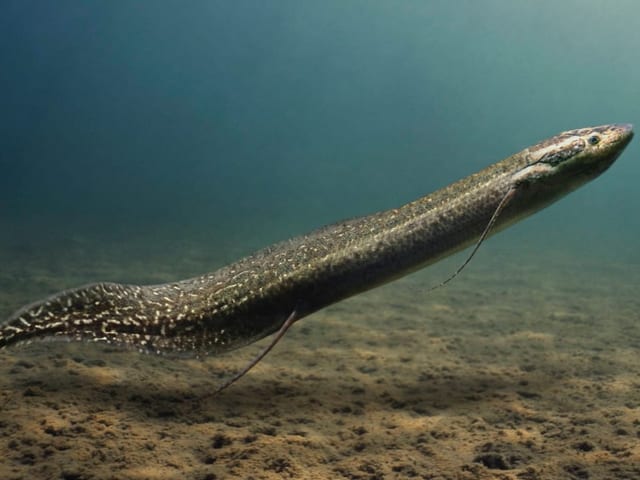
[{"xmin": 0, "ymin": 124, "xmax": 634, "ymax": 383}]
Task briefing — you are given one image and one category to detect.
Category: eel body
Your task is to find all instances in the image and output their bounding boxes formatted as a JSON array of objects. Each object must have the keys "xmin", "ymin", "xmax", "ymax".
[{"xmin": 0, "ymin": 124, "xmax": 633, "ymax": 356}]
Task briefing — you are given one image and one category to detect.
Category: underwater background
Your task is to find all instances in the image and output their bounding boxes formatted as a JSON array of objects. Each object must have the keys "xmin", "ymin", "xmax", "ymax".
[
  {"xmin": 1, "ymin": 2, "xmax": 640, "ymax": 479},
  {"xmin": 1, "ymin": 0, "xmax": 639, "ymax": 267}
]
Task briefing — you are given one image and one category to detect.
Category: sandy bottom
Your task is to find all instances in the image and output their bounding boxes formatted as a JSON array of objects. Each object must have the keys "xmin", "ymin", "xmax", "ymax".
[{"xmin": 1, "ymin": 239, "xmax": 639, "ymax": 480}]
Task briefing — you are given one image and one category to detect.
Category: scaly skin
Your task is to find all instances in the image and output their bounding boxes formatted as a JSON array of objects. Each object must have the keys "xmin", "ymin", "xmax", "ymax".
[{"xmin": 0, "ymin": 124, "xmax": 633, "ymax": 356}]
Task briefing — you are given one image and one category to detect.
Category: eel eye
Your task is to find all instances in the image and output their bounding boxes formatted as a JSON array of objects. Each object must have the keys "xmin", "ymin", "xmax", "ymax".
[{"xmin": 588, "ymin": 135, "xmax": 600, "ymax": 145}]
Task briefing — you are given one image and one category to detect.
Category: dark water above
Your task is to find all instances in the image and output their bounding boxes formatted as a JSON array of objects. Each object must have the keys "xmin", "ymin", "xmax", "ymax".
[{"xmin": 1, "ymin": 1, "xmax": 639, "ymax": 277}]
